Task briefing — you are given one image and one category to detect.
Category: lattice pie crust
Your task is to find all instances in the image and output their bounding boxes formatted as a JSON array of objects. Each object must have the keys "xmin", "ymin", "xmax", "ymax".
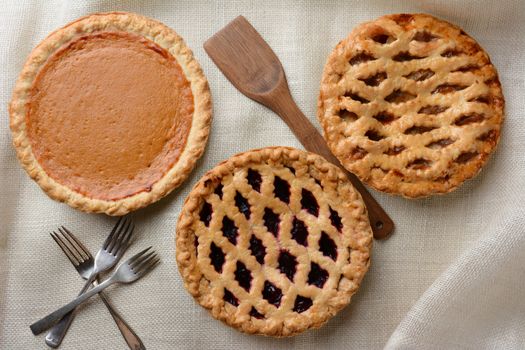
[
  {"xmin": 176, "ymin": 147, "xmax": 372, "ymax": 336},
  {"xmin": 318, "ymin": 14, "xmax": 504, "ymax": 197}
]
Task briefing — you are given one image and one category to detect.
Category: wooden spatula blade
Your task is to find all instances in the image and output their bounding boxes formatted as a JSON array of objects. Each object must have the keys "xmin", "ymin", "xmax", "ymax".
[{"xmin": 204, "ymin": 16, "xmax": 284, "ymax": 101}]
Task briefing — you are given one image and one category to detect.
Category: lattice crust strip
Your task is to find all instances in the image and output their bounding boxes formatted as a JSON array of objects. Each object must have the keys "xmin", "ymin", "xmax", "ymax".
[
  {"xmin": 318, "ymin": 14, "xmax": 504, "ymax": 198},
  {"xmin": 176, "ymin": 147, "xmax": 372, "ymax": 337}
]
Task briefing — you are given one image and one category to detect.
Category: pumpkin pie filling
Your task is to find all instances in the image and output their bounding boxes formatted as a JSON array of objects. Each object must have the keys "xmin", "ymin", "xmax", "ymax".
[{"xmin": 26, "ymin": 31, "xmax": 194, "ymax": 201}]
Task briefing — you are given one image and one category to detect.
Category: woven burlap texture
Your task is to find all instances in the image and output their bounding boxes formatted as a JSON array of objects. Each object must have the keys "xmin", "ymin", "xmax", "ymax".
[{"xmin": 1, "ymin": 1, "xmax": 524, "ymax": 349}]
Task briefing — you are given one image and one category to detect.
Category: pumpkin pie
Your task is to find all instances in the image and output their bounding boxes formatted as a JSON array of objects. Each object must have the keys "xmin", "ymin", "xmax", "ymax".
[{"xmin": 9, "ymin": 12, "xmax": 211, "ymax": 215}]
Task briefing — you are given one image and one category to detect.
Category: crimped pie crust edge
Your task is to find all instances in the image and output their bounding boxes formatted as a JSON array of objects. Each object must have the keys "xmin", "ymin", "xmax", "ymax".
[
  {"xmin": 318, "ymin": 13, "xmax": 504, "ymax": 198},
  {"xmin": 176, "ymin": 146, "xmax": 373, "ymax": 337},
  {"xmin": 9, "ymin": 12, "xmax": 212, "ymax": 215}
]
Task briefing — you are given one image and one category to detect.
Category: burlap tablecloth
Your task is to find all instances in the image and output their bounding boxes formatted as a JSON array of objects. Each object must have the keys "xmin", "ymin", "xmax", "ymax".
[{"xmin": 1, "ymin": 1, "xmax": 524, "ymax": 349}]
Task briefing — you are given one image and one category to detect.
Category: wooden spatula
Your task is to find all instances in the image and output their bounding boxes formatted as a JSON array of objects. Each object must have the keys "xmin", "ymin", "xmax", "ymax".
[{"xmin": 204, "ymin": 16, "xmax": 394, "ymax": 239}]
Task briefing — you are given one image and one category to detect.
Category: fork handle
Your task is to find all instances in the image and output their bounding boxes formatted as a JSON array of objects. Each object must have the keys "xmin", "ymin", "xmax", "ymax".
[
  {"xmin": 31, "ymin": 279, "xmax": 113, "ymax": 335},
  {"xmin": 45, "ymin": 284, "xmax": 145, "ymax": 350},
  {"xmin": 100, "ymin": 293, "xmax": 145, "ymax": 350},
  {"xmin": 44, "ymin": 310, "xmax": 75, "ymax": 348},
  {"xmin": 45, "ymin": 275, "xmax": 96, "ymax": 347}
]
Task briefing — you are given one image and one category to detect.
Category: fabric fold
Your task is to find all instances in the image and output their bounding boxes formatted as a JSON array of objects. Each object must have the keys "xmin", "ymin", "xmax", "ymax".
[{"xmin": 386, "ymin": 205, "xmax": 525, "ymax": 349}]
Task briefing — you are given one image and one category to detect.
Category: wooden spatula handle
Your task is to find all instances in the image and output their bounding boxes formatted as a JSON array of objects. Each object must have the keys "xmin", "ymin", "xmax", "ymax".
[
  {"xmin": 203, "ymin": 15, "xmax": 393, "ymax": 239},
  {"xmin": 265, "ymin": 86, "xmax": 394, "ymax": 239}
]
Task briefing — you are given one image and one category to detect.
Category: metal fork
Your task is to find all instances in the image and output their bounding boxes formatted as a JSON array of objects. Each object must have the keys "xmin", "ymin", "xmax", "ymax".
[
  {"xmin": 45, "ymin": 217, "xmax": 135, "ymax": 346},
  {"xmin": 31, "ymin": 247, "xmax": 160, "ymax": 335},
  {"xmin": 49, "ymin": 227, "xmax": 144, "ymax": 349}
]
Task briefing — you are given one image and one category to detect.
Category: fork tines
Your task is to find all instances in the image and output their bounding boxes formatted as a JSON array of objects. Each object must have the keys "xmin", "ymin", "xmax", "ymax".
[
  {"xmin": 50, "ymin": 227, "xmax": 91, "ymax": 266},
  {"xmin": 104, "ymin": 217, "xmax": 135, "ymax": 257},
  {"xmin": 129, "ymin": 247, "xmax": 160, "ymax": 276}
]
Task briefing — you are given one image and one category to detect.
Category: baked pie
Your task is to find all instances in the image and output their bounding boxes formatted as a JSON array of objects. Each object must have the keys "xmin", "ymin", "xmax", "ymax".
[
  {"xmin": 9, "ymin": 12, "xmax": 211, "ymax": 215},
  {"xmin": 318, "ymin": 13, "xmax": 504, "ymax": 197},
  {"xmin": 176, "ymin": 147, "xmax": 372, "ymax": 336}
]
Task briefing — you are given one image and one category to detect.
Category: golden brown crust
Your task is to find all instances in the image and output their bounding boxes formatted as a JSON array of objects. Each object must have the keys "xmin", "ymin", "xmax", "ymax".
[
  {"xmin": 176, "ymin": 147, "xmax": 373, "ymax": 337},
  {"xmin": 318, "ymin": 13, "xmax": 504, "ymax": 198},
  {"xmin": 9, "ymin": 12, "xmax": 212, "ymax": 215}
]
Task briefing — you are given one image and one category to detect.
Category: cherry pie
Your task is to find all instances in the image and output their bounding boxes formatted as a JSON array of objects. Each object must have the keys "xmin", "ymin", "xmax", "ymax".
[
  {"xmin": 176, "ymin": 147, "xmax": 372, "ymax": 336},
  {"xmin": 318, "ymin": 14, "xmax": 504, "ymax": 197}
]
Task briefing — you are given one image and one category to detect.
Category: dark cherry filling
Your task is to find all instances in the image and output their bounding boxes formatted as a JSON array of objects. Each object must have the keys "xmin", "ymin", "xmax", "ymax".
[
  {"xmin": 307, "ymin": 262, "xmax": 329, "ymax": 288},
  {"xmin": 338, "ymin": 109, "xmax": 359, "ymax": 122},
  {"xmin": 278, "ymin": 251, "xmax": 298, "ymax": 282},
  {"xmin": 199, "ymin": 202, "xmax": 212, "ymax": 227},
  {"xmin": 214, "ymin": 183, "xmax": 223, "ymax": 199},
  {"xmin": 319, "ymin": 232, "xmax": 337, "ymax": 261},
  {"xmin": 293, "ymin": 296, "xmax": 313, "ymax": 313},
  {"xmin": 285, "ymin": 166, "xmax": 296, "ymax": 175},
  {"xmin": 222, "ymin": 217, "xmax": 238, "ymax": 245},
  {"xmin": 365, "ymin": 129, "xmax": 385, "ymax": 141},
  {"xmin": 291, "ymin": 217, "xmax": 308, "ymax": 247},
  {"xmin": 329, "ymin": 207, "xmax": 343, "ymax": 232},
  {"xmin": 247, "ymin": 169, "xmax": 262, "ymax": 192},
  {"xmin": 249, "ymin": 307, "xmax": 264, "ymax": 319},
  {"xmin": 273, "ymin": 176, "xmax": 291, "ymax": 204},
  {"xmin": 209, "ymin": 242, "xmax": 225, "ymax": 273},
  {"xmin": 194, "ymin": 236, "xmax": 198, "ymax": 255},
  {"xmin": 262, "ymin": 281, "xmax": 282, "ymax": 307},
  {"xmin": 301, "ymin": 189, "xmax": 319, "ymax": 217},
  {"xmin": 234, "ymin": 191, "xmax": 251, "ymax": 219},
  {"xmin": 249, "ymin": 234, "xmax": 266, "ymax": 264},
  {"xmin": 263, "ymin": 208, "xmax": 280, "ymax": 237},
  {"xmin": 372, "ymin": 34, "xmax": 391, "ymax": 44},
  {"xmin": 223, "ymin": 288, "xmax": 239, "ymax": 306},
  {"xmin": 234, "ymin": 261, "xmax": 252, "ymax": 292}
]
